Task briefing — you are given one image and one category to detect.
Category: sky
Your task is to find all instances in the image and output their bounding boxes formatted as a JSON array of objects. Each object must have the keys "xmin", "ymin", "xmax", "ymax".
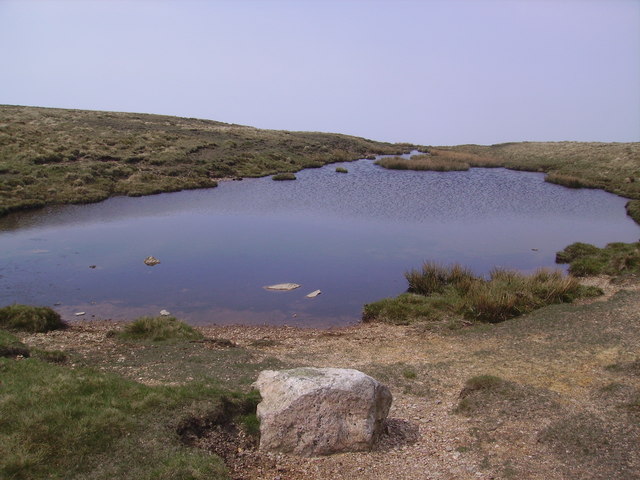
[{"xmin": 1, "ymin": 0, "xmax": 638, "ymax": 145}]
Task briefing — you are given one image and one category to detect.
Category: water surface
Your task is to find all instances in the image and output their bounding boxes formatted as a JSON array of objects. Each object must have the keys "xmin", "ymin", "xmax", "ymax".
[{"xmin": 1, "ymin": 157, "xmax": 638, "ymax": 327}]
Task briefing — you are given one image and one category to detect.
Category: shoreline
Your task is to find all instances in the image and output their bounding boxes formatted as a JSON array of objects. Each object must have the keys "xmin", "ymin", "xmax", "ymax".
[{"xmin": 13, "ymin": 274, "xmax": 640, "ymax": 479}]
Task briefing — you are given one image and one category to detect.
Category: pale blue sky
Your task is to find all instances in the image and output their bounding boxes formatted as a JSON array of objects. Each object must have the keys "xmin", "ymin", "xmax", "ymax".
[{"xmin": 1, "ymin": 0, "xmax": 638, "ymax": 145}]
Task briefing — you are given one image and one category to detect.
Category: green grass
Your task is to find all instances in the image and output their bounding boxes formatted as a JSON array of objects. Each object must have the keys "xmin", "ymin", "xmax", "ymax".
[
  {"xmin": 556, "ymin": 241, "xmax": 640, "ymax": 276},
  {"xmin": 626, "ymin": 199, "xmax": 640, "ymax": 224},
  {"xmin": 117, "ymin": 316, "xmax": 204, "ymax": 343},
  {"xmin": 0, "ymin": 329, "xmax": 30, "ymax": 358},
  {"xmin": 0, "ymin": 304, "xmax": 64, "ymax": 332},
  {"xmin": 335, "ymin": 167, "xmax": 348, "ymax": 173},
  {"xmin": 271, "ymin": 172, "xmax": 296, "ymax": 181},
  {"xmin": 0, "ymin": 105, "xmax": 413, "ymax": 216},
  {"xmin": 363, "ymin": 262, "xmax": 601, "ymax": 325},
  {"xmin": 0, "ymin": 356, "xmax": 245, "ymax": 479}
]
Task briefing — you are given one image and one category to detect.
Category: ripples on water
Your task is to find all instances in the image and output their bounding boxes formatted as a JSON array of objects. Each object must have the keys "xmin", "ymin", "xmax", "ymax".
[{"xmin": 1, "ymin": 157, "xmax": 638, "ymax": 327}]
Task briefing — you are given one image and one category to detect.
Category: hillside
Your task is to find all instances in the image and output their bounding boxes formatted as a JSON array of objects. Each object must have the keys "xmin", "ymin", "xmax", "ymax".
[{"xmin": 0, "ymin": 105, "xmax": 414, "ymax": 216}]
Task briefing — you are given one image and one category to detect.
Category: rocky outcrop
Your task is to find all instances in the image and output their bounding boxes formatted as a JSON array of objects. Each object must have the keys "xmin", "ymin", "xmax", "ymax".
[{"xmin": 255, "ymin": 367, "xmax": 392, "ymax": 456}]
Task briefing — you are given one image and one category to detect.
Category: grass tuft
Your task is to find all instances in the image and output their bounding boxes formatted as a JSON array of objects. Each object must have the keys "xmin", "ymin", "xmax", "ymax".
[
  {"xmin": 556, "ymin": 241, "xmax": 640, "ymax": 276},
  {"xmin": 271, "ymin": 172, "xmax": 296, "ymax": 181},
  {"xmin": 364, "ymin": 263, "xmax": 599, "ymax": 325},
  {"xmin": 545, "ymin": 173, "xmax": 600, "ymax": 189},
  {"xmin": 118, "ymin": 316, "xmax": 204, "ymax": 343},
  {"xmin": 335, "ymin": 167, "xmax": 348, "ymax": 173},
  {"xmin": 0, "ymin": 305, "xmax": 64, "ymax": 333}
]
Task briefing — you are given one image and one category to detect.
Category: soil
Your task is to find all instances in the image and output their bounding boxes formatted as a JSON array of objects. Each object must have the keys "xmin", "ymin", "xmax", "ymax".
[{"xmin": 20, "ymin": 276, "xmax": 640, "ymax": 480}]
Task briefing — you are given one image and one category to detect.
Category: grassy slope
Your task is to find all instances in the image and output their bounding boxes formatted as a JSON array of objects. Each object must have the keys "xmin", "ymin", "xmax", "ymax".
[
  {"xmin": 0, "ymin": 105, "xmax": 413, "ymax": 215},
  {"xmin": 0, "ymin": 317, "xmax": 282, "ymax": 480}
]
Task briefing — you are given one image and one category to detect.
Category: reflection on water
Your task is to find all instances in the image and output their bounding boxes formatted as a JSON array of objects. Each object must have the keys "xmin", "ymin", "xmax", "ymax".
[{"xmin": 1, "ymin": 156, "xmax": 638, "ymax": 327}]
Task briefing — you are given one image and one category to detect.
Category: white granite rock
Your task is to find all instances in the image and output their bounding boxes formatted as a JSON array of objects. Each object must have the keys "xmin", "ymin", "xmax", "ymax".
[{"xmin": 255, "ymin": 367, "xmax": 392, "ymax": 456}]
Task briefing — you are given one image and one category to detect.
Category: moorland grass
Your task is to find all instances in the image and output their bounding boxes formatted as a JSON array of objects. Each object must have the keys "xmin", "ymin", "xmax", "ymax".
[
  {"xmin": 544, "ymin": 173, "xmax": 600, "ymax": 189},
  {"xmin": 363, "ymin": 262, "xmax": 600, "ymax": 325},
  {"xmin": 271, "ymin": 172, "xmax": 296, "ymax": 181},
  {"xmin": 118, "ymin": 316, "xmax": 204, "ymax": 343},
  {"xmin": 0, "ymin": 105, "xmax": 413, "ymax": 216},
  {"xmin": 335, "ymin": 167, "xmax": 349, "ymax": 173},
  {"xmin": 626, "ymin": 200, "xmax": 640, "ymax": 224},
  {"xmin": 375, "ymin": 154, "xmax": 470, "ymax": 172},
  {"xmin": 374, "ymin": 150, "xmax": 502, "ymax": 173},
  {"xmin": 0, "ymin": 329, "xmax": 30, "ymax": 358},
  {"xmin": 0, "ymin": 356, "xmax": 262, "ymax": 479},
  {"xmin": 556, "ymin": 241, "xmax": 640, "ymax": 276},
  {"xmin": 0, "ymin": 304, "xmax": 64, "ymax": 332}
]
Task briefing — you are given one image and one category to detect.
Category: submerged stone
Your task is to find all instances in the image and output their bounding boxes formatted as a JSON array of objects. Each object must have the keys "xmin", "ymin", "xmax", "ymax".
[{"xmin": 264, "ymin": 283, "xmax": 301, "ymax": 291}]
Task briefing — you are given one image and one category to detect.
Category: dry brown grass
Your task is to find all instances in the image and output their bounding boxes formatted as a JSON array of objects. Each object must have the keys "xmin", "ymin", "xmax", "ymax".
[{"xmin": 429, "ymin": 149, "xmax": 503, "ymax": 168}]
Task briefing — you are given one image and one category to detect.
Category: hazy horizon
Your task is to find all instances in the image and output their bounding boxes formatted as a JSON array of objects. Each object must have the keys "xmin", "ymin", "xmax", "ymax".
[{"xmin": 1, "ymin": 0, "xmax": 638, "ymax": 146}]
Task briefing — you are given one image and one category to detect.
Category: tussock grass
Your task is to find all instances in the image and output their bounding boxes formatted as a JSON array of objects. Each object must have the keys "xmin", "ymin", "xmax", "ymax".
[
  {"xmin": 375, "ymin": 154, "xmax": 469, "ymax": 172},
  {"xmin": 335, "ymin": 167, "xmax": 348, "ymax": 173},
  {"xmin": 430, "ymin": 149, "xmax": 503, "ymax": 168},
  {"xmin": 0, "ymin": 357, "xmax": 235, "ymax": 479},
  {"xmin": 545, "ymin": 173, "xmax": 600, "ymax": 189},
  {"xmin": 118, "ymin": 316, "xmax": 204, "ymax": 343},
  {"xmin": 363, "ymin": 262, "xmax": 599, "ymax": 325},
  {"xmin": 556, "ymin": 241, "xmax": 640, "ymax": 276},
  {"xmin": 0, "ymin": 105, "xmax": 412, "ymax": 216},
  {"xmin": 374, "ymin": 149, "xmax": 503, "ymax": 172},
  {"xmin": 0, "ymin": 304, "xmax": 64, "ymax": 332},
  {"xmin": 271, "ymin": 172, "xmax": 296, "ymax": 181}
]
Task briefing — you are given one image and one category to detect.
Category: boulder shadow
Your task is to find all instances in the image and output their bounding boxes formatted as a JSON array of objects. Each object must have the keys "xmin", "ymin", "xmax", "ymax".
[{"xmin": 376, "ymin": 417, "xmax": 421, "ymax": 450}]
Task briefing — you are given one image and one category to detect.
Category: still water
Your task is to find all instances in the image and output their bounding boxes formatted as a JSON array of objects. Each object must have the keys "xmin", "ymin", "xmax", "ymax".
[{"xmin": 1, "ymin": 157, "xmax": 638, "ymax": 327}]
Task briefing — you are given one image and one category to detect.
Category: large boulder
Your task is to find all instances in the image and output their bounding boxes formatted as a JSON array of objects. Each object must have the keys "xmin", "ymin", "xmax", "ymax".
[{"xmin": 255, "ymin": 367, "xmax": 392, "ymax": 456}]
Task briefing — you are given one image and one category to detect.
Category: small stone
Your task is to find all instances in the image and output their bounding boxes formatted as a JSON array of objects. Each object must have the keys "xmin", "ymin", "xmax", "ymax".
[
  {"xmin": 306, "ymin": 289, "xmax": 322, "ymax": 298},
  {"xmin": 264, "ymin": 283, "xmax": 300, "ymax": 291},
  {"xmin": 89, "ymin": 265, "xmax": 97, "ymax": 269},
  {"xmin": 74, "ymin": 312, "xmax": 85, "ymax": 316},
  {"xmin": 144, "ymin": 256, "xmax": 160, "ymax": 266},
  {"xmin": 160, "ymin": 310, "xmax": 171, "ymax": 316}
]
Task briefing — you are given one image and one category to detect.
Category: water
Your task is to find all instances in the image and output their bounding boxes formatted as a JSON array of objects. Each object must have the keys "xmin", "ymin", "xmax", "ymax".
[{"xmin": 1, "ymin": 156, "xmax": 638, "ymax": 327}]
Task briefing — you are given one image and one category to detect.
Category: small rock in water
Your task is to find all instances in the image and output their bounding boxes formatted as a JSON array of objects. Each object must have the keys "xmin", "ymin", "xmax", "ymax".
[
  {"xmin": 89, "ymin": 265, "xmax": 97, "ymax": 269},
  {"xmin": 160, "ymin": 309, "xmax": 171, "ymax": 316},
  {"xmin": 144, "ymin": 256, "xmax": 160, "ymax": 266},
  {"xmin": 265, "ymin": 283, "xmax": 301, "ymax": 291},
  {"xmin": 74, "ymin": 312, "xmax": 86, "ymax": 316},
  {"xmin": 306, "ymin": 289, "xmax": 322, "ymax": 298}
]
